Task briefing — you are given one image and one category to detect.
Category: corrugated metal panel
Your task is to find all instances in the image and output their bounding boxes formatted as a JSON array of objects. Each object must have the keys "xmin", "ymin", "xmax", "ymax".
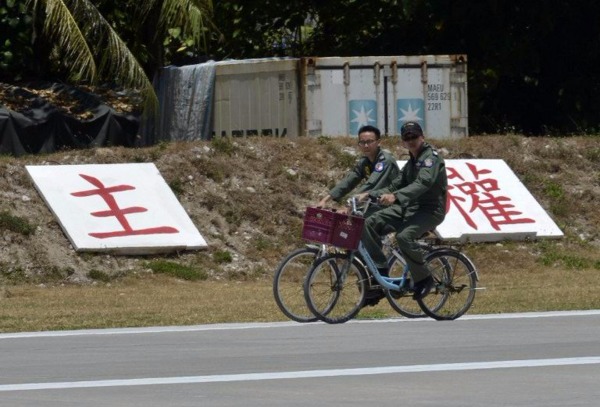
[{"xmin": 212, "ymin": 58, "xmax": 299, "ymax": 137}]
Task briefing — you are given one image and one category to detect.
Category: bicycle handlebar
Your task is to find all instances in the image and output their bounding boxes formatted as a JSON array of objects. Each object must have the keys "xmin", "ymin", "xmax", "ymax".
[{"xmin": 347, "ymin": 194, "xmax": 380, "ymax": 217}]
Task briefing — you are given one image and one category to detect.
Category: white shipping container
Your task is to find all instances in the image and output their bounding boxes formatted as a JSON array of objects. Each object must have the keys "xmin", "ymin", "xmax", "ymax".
[
  {"xmin": 159, "ymin": 55, "xmax": 468, "ymax": 140},
  {"xmin": 299, "ymin": 55, "xmax": 468, "ymax": 139},
  {"xmin": 212, "ymin": 58, "xmax": 299, "ymax": 138}
]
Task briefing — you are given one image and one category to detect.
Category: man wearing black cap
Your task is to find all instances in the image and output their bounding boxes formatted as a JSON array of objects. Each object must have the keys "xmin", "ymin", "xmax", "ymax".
[{"xmin": 359, "ymin": 121, "xmax": 448, "ymax": 300}]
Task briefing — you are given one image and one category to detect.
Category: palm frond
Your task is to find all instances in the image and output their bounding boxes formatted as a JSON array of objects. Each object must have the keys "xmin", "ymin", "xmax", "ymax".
[
  {"xmin": 30, "ymin": 0, "xmax": 97, "ymax": 82},
  {"xmin": 32, "ymin": 0, "xmax": 157, "ymax": 113},
  {"xmin": 159, "ymin": 0, "xmax": 214, "ymax": 51}
]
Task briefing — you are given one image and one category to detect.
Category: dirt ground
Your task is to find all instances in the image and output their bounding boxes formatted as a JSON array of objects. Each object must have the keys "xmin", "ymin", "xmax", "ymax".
[
  {"xmin": 0, "ymin": 130, "xmax": 598, "ymax": 287},
  {"xmin": 0, "ymin": 83, "xmax": 598, "ymax": 284}
]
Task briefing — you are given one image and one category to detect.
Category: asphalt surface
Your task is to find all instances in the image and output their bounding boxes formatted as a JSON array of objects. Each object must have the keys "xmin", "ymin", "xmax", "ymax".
[{"xmin": 1, "ymin": 310, "xmax": 599, "ymax": 406}]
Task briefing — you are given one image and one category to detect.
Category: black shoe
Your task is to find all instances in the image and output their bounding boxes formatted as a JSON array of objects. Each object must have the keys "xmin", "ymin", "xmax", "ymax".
[
  {"xmin": 412, "ymin": 275, "xmax": 434, "ymax": 300},
  {"xmin": 363, "ymin": 289, "xmax": 385, "ymax": 307}
]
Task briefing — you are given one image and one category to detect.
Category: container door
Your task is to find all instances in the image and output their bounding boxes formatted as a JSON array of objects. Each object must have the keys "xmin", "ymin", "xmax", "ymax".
[
  {"xmin": 302, "ymin": 55, "xmax": 468, "ymax": 139},
  {"xmin": 304, "ymin": 57, "xmax": 385, "ymax": 137},
  {"xmin": 213, "ymin": 59, "xmax": 299, "ymax": 138}
]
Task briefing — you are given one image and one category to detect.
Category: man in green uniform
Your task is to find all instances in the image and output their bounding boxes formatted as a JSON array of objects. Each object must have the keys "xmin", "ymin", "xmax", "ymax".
[
  {"xmin": 360, "ymin": 121, "xmax": 448, "ymax": 300},
  {"xmin": 317, "ymin": 125, "xmax": 399, "ymax": 216}
]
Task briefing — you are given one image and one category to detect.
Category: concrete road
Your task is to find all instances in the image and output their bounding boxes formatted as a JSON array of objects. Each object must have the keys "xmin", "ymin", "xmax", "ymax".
[{"xmin": 1, "ymin": 310, "xmax": 599, "ymax": 406}]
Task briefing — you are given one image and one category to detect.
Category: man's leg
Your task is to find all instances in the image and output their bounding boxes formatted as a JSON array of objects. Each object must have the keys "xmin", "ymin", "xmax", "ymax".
[
  {"xmin": 361, "ymin": 205, "xmax": 405, "ymax": 270},
  {"xmin": 395, "ymin": 212, "xmax": 441, "ymax": 282}
]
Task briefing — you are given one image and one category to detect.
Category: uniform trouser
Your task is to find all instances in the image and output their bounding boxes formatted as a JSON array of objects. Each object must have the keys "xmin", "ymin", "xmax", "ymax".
[{"xmin": 361, "ymin": 205, "xmax": 444, "ymax": 283}]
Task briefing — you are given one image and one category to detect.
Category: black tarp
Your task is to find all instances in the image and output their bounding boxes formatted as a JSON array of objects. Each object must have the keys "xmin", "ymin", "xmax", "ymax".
[{"xmin": 0, "ymin": 83, "xmax": 141, "ymax": 156}]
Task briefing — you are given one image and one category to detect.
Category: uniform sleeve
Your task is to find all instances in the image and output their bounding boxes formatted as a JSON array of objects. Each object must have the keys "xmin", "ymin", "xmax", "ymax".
[
  {"xmin": 394, "ymin": 155, "xmax": 443, "ymax": 206},
  {"xmin": 329, "ymin": 158, "xmax": 366, "ymax": 201}
]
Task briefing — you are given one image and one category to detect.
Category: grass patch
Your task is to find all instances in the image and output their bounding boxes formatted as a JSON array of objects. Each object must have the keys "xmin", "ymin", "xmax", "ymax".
[
  {"xmin": 538, "ymin": 248, "xmax": 599, "ymax": 270},
  {"xmin": 0, "ymin": 211, "xmax": 35, "ymax": 236},
  {"xmin": 88, "ymin": 269, "xmax": 113, "ymax": 283},
  {"xmin": 168, "ymin": 178, "xmax": 185, "ymax": 197},
  {"xmin": 213, "ymin": 250, "xmax": 233, "ymax": 264},
  {"xmin": 146, "ymin": 260, "xmax": 208, "ymax": 281},
  {"xmin": 211, "ymin": 136, "xmax": 238, "ymax": 155}
]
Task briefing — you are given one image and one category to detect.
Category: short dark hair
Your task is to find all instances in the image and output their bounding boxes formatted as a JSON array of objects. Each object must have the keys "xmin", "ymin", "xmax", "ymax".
[{"xmin": 358, "ymin": 125, "xmax": 381, "ymax": 139}]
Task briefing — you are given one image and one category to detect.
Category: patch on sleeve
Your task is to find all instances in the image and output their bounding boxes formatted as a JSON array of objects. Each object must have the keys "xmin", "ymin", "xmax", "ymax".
[
  {"xmin": 423, "ymin": 158, "xmax": 434, "ymax": 168},
  {"xmin": 374, "ymin": 162, "xmax": 385, "ymax": 172}
]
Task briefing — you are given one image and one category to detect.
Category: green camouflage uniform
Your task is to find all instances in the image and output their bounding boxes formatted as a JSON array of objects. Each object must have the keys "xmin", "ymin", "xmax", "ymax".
[
  {"xmin": 363, "ymin": 142, "xmax": 447, "ymax": 282},
  {"xmin": 328, "ymin": 148, "xmax": 399, "ymax": 216}
]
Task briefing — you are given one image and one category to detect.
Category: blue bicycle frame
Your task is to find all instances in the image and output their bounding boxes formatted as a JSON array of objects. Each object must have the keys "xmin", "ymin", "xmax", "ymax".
[{"xmin": 356, "ymin": 241, "xmax": 411, "ymax": 292}]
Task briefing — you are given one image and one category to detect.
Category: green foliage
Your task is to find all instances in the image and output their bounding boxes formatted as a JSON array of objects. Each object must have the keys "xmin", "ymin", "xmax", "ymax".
[
  {"xmin": 88, "ymin": 269, "xmax": 112, "ymax": 283},
  {"xmin": 211, "ymin": 136, "xmax": 237, "ymax": 156},
  {"xmin": 1, "ymin": 0, "xmax": 216, "ymax": 110},
  {"xmin": 324, "ymin": 143, "xmax": 356, "ymax": 169},
  {"xmin": 585, "ymin": 147, "xmax": 600, "ymax": 162},
  {"xmin": 254, "ymin": 236, "xmax": 272, "ymax": 252},
  {"xmin": 544, "ymin": 181, "xmax": 564, "ymax": 199},
  {"xmin": 168, "ymin": 178, "xmax": 185, "ymax": 197},
  {"xmin": 0, "ymin": 263, "xmax": 27, "ymax": 283},
  {"xmin": 208, "ymin": 0, "xmax": 600, "ymax": 136},
  {"xmin": 539, "ymin": 250, "xmax": 596, "ymax": 270},
  {"xmin": 0, "ymin": 211, "xmax": 35, "ymax": 236},
  {"xmin": 537, "ymin": 241, "xmax": 599, "ymax": 270},
  {"xmin": 146, "ymin": 259, "xmax": 208, "ymax": 281},
  {"xmin": 0, "ymin": 0, "xmax": 33, "ymax": 80},
  {"xmin": 3, "ymin": 1, "xmax": 600, "ymax": 134},
  {"xmin": 213, "ymin": 250, "xmax": 233, "ymax": 263}
]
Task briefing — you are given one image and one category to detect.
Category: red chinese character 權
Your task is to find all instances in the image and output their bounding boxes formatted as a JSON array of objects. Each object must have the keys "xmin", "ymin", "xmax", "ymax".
[{"xmin": 447, "ymin": 163, "xmax": 535, "ymax": 230}]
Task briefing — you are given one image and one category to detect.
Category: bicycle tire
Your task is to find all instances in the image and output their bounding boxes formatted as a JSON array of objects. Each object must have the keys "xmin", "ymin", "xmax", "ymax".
[
  {"xmin": 385, "ymin": 254, "xmax": 427, "ymax": 318},
  {"xmin": 304, "ymin": 253, "xmax": 368, "ymax": 324},
  {"xmin": 273, "ymin": 246, "xmax": 320, "ymax": 322},
  {"xmin": 416, "ymin": 248, "xmax": 477, "ymax": 320}
]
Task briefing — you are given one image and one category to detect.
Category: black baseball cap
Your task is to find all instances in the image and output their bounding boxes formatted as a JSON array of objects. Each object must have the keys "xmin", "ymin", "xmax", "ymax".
[{"xmin": 400, "ymin": 121, "xmax": 423, "ymax": 140}]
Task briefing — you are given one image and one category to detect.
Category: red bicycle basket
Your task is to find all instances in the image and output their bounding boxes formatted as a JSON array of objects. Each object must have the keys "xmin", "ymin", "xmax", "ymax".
[
  {"xmin": 330, "ymin": 213, "xmax": 364, "ymax": 250},
  {"xmin": 301, "ymin": 207, "xmax": 337, "ymax": 245},
  {"xmin": 302, "ymin": 207, "xmax": 364, "ymax": 250}
]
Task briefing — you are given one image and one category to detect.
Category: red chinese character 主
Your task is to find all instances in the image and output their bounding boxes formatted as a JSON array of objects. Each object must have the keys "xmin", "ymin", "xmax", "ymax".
[
  {"xmin": 447, "ymin": 163, "xmax": 535, "ymax": 231},
  {"xmin": 71, "ymin": 174, "xmax": 179, "ymax": 238}
]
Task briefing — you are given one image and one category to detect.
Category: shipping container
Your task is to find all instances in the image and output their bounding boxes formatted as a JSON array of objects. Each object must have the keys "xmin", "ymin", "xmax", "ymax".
[
  {"xmin": 156, "ymin": 55, "xmax": 468, "ymax": 140},
  {"xmin": 299, "ymin": 55, "xmax": 468, "ymax": 139},
  {"xmin": 212, "ymin": 58, "xmax": 300, "ymax": 138}
]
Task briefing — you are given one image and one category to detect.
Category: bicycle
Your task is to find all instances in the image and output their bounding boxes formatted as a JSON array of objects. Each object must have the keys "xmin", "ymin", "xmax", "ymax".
[
  {"xmin": 273, "ymin": 207, "xmax": 426, "ymax": 322},
  {"xmin": 303, "ymin": 196, "xmax": 479, "ymax": 324},
  {"xmin": 272, "ymin": 243, "xmax": 328, "ymax": 323}
]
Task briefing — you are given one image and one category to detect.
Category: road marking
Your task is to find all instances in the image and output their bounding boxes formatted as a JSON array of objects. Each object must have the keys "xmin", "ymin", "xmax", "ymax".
[
  {"xmin": 1, "ymin": 357, "xmax": 599, "ymax": 392},
  {"xmin": 2, "ymin": 310, "xmax": 600, "ymax": 340}
]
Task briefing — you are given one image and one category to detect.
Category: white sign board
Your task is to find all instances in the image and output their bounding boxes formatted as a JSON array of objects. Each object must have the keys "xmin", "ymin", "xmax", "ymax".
[
  {"xmin": 397, "ymin": 159, "xmax": 563, "ymax": 242},
  {"xmin": 26, "ymin": 163, "xmax": 207, "ymax": 254}
]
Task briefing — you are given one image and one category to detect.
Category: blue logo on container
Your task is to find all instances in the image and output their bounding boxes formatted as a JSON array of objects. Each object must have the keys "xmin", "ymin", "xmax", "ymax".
[
  {"xmin": 349, "ymin": 100, "xmax": 377, "ymax": 135},
  {"xmin": 397, "ymin": 99, "xmax": 425, "ymax": 131}
]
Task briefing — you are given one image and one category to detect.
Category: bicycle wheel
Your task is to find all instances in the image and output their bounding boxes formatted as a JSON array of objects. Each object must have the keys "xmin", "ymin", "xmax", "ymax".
[
  {"xmin": 304, "ymin": 253, "xmax": 368, "ymax": 324},
  {"xmin": 385, "ymin": 254, "xmax": 426, "ymax": 318},
  {"xmin": 416, "ymin": 248, "xmax": 478, "ymax": 321},
  {"xmin": 273, "ymin": 246, "xmax": 320, "ymax": 322}
]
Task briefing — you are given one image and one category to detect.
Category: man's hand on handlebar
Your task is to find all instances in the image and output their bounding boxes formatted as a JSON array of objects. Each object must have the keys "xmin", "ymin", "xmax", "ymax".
[{"xmin": 377, "ymin": 193, "xmax": 396, "ymax": 206}]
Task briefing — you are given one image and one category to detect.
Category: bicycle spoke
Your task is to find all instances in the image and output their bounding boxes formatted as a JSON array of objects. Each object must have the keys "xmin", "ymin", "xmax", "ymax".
[
  {"xmin": 304, "ymin": 254, "xmax": 367, "ymax": 324},
  {"xmin": 385, "ymin": 254, "xmax": 426, "ymax": 318},
  {"xmin": 273, "ymin": 247, "xmax": 320, "ymax": 322},
  {"xmin": 417, "ymin": 249, "xmax": 477, "ymax": 320}
]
